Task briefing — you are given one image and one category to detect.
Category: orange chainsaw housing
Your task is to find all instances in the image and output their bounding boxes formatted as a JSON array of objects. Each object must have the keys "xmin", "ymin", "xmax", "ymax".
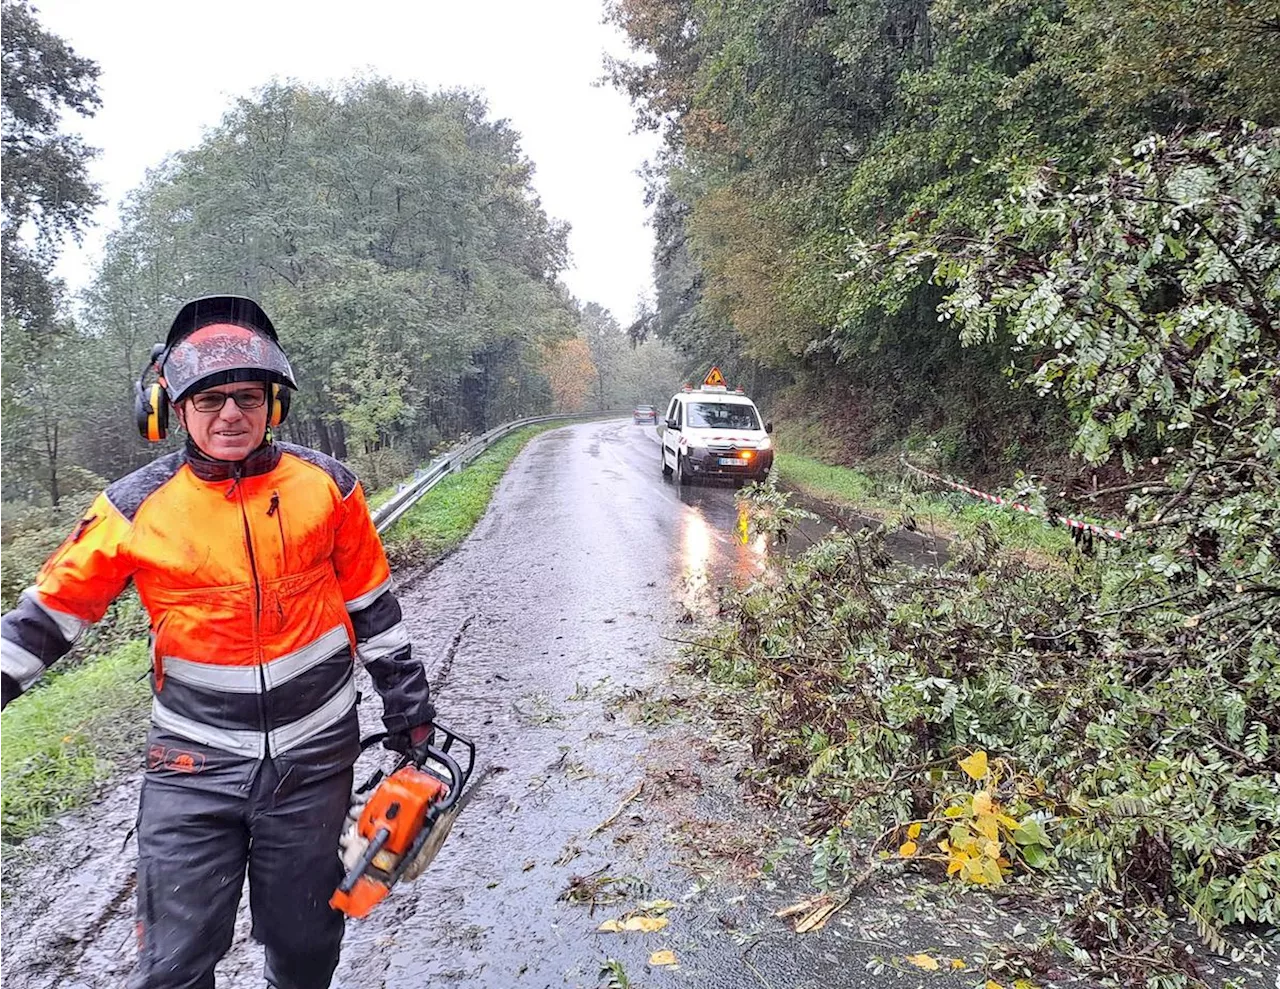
[{"xmin": 329, "ymin": 766, "xmax": 447, "ymax": 919}]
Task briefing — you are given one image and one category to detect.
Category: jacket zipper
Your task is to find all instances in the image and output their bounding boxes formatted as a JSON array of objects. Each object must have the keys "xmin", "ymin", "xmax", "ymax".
[
  {"xmin": 235, "ymin": 465, "xmax": 270, "ymax": 758},
  {"xmin": 268, "ymin": 490, "xmax": 286, "ymax": 575}
]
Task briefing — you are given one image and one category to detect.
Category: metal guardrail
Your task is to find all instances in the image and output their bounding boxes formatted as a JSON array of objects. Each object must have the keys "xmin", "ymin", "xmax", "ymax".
[{"xmin": 372, "ymin": 410, "xmax": 629, "ymax": 533}]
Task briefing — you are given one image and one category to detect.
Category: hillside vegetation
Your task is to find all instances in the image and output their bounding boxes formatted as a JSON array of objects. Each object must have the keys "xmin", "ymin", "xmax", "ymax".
[{"xmin": 607, "ymin": 1, "xmax": 1279, "ymax": 983}]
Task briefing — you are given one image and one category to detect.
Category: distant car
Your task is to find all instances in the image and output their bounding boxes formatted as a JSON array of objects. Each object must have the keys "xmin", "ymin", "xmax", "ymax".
[{"xmin": 633, "ymin": 405, "xmax": 658, "ymax": 424}]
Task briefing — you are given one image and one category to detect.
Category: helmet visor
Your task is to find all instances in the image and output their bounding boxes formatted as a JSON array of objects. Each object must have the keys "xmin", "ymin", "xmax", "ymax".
[{"xmin": 162, "ymin": 322, "xmax": 297, "ymax": 402}]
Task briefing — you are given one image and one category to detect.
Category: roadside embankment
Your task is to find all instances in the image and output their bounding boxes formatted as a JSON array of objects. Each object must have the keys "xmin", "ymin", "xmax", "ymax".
[{"xmin": 772, "ymin": 448, "xmax": 1093, "ymax": 564}]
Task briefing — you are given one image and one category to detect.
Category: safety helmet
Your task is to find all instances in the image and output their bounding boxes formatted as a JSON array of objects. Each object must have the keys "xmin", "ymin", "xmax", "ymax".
[
  {"xmin": 161, "ymin": 295, "xmax": 297, "ymax": 403},
  {"xmin": 135, "ymin": 295, "xmax": 298, "ymax": 442}
]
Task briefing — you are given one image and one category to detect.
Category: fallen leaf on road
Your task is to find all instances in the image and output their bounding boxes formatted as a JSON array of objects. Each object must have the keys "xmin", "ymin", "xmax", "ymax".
[
  {"xmin": 905, "ymin": 953, "xmax": 940, "ymax": 971},
  {"xmin": 648, "ymin": 949, "xmax": 678, "ymax": 966},
  {"xmin": 637, "ymin": 899, "xmax": 677, "ymax": 914},
  {"xmin": 597, "ymin": 916, "xmax": 669, "ymax": 933}
]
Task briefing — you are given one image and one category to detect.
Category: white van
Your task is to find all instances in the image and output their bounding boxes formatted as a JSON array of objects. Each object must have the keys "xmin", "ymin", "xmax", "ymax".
[{"xmin": 660, "ymin": 369, "xmax": 774, "ymax": 486}]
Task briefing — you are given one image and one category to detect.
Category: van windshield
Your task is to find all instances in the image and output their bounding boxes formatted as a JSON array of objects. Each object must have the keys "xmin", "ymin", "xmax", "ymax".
[{"xmin": 685, "ymin": 402, "xmax": 760, "ymax": 430}]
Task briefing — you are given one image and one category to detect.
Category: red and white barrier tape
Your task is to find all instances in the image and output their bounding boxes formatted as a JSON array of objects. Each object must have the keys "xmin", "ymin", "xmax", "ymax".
[{"xmin": 900, "ymin": 458, "xmax": 1128, "ymax": 542}]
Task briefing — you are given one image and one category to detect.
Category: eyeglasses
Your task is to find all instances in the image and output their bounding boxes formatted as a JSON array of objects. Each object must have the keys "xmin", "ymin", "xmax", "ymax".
[{"xmin": 188, "ymin": 388, "xmax": 268, "ymax": 413}]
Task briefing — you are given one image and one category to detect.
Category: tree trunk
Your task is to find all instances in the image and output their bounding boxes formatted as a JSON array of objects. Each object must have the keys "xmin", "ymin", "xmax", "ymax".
[
  {"xmin": 315, "ymin": 419, "xmax": 335, "ymax": 456},
  {"xmin": 46, "ymin": 419, "xmax": 60, "ymax": 507}
]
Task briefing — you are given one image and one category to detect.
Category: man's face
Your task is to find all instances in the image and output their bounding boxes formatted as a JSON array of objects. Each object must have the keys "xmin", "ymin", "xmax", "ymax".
[{"xmin": 178, "ymin": 381, "xmax": 270, "ymax": 461}]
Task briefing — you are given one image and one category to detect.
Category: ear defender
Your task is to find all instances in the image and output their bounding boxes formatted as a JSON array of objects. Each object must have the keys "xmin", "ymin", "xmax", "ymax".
[
  {"xmin": 269, "ymin": 383, "xmax": 290, "ymax": 428},
  {"xmin": 135, "ymin": 344, "xmax": 170, "ymax": 442}
]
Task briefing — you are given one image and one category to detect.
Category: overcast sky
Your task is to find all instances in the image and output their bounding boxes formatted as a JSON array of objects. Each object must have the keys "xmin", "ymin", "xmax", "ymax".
[{"xmin": 37, "ymin": 0, "xmax": 661, "ymax": 324}]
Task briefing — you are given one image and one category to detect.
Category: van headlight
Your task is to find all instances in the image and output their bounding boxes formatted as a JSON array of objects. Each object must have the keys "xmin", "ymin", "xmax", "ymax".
[{"xmin": 757, "ymin": 437, "xmax": 772, "ymax": 450}]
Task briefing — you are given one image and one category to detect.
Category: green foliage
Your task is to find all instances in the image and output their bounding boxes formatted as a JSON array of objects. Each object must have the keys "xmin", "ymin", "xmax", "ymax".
[
  {"xmin": 78, "ymin": 78, "xmax": 589, "ymax": 469},
  {"xmin": 610, "ymin": 0, "xmax": 1280, "ymax": 469},
  {"xmin": 692, "ymin": 507, "xmax": 1278, "ymax": 955}
]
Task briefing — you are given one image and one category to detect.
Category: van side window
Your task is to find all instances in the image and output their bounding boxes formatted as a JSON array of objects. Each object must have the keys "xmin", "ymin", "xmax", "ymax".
[
  {"xmin": 676, "ymin": 402, "xmax": 684, "ymax": 426},
  {"xmin": 666, "ymin": 399, "xmax": 677, "ymax": 422}
]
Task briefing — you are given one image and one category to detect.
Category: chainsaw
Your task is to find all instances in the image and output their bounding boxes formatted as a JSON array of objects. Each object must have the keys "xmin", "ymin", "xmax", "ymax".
[{"xmin": 330, "ymin": 721, "xmax": 478, "ymax": 919}]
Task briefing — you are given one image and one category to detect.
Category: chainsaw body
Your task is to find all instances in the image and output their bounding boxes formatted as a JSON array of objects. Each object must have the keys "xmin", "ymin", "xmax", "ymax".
[{"xmin": 330, "ymin": 722, "xmax": 475, "ymax": 919}]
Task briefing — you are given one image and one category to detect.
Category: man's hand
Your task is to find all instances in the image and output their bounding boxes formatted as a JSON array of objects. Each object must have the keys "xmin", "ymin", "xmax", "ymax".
[
  {"xmin": 409, "ymin": 723, "xmax": 433, "ymax": 747},
  {"xmin": 1, "ymin": 673, "xmax": 20, "ymax": 711},
  {"xmin": 383, "ymin": 722, "xmax": 434, "ymax": 760}
]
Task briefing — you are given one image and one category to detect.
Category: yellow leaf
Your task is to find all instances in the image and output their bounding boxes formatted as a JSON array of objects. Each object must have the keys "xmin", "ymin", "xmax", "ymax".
[
  {"xmin": 947, "ymin": 852, "xmax": 967, "ymax": 875},
  {"xmin": 598, "ymin": 916, "xmax": 669, "ymax": 933},
  {"xmin": 981, "ymin": 857, "xmax": 1005, "ymax": 885},
  {"xmin": 959, "ymin": 750, "xmax": 989, "ymax": 780},
  {"xmin": 649, "ymin": 949, "xmax": 678, "ymax": 967},
  {"xmin": 905, "ymin": 953, "xmax": 940, "ymax": 971},
  {"xmin": 997, "ymin": 813, "xmax": 1020, "ymax": 830},
  {"xmin": 975, "ymin": 814, "xmax": 1000, "ymax": 841},
  {"xmin": 944, "ymin": 805, "xmax": 966, "ymax": 818},
  {"xmin": 898, "ymin": 840, "xmax": 919, "ymax": 857},
  {"xmin": 983, "ymin": 839, "xmax": 1002, "ymax": 859},
  {"xmin": 907, "ymin": 822, "xmax": 922, "ymax": 839},
  {"xmin": 951, "ymin": 958, "xmax": 967, "ymax": 970},
  {"xmin": 973, "ymin": 791, "xmax": 994, "ymax": 816},
  {"xmin": 962, "ymin": 857, "xmax": 988, "ymax": 883},
  {"xmin": 986, "ymin": 982, "xmax": 1005, "ymax": 989}
]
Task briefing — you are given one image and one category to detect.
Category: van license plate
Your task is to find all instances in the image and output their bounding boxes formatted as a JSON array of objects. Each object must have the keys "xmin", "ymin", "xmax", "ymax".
[{"xmin": 719, "ymin": 457, "xmax": 747, "ymax": 466}]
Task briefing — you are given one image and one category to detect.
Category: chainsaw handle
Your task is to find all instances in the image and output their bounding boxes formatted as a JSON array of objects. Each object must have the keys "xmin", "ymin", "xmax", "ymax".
[{"xmin": 355, "ymin": 720, "xmax": 476, "ymax": 804}]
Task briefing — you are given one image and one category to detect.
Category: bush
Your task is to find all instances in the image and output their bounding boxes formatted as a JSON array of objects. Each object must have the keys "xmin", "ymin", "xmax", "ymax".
[
  {"xmin": 693, "ymin": 495, "xmax": 1278, "ymax": 967},
  {"xmin": 346, "ymin": 448, "xmax": 417, "ymax": 494}
]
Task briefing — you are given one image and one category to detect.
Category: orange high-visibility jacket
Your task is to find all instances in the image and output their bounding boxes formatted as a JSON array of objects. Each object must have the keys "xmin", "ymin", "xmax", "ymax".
[{"xmin": 0, "ymin": 442, "xmax": 433, "ymax": 789}]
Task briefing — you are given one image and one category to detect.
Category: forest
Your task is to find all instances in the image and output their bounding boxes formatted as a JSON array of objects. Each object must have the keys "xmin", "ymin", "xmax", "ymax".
[{"xmin": 609, "ymin": 0, "xmax": 1277, "ymax": 472}]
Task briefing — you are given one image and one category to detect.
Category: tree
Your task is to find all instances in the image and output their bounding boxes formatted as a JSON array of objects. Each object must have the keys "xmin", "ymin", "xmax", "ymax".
[
  {"xmin": 1, "ymin": 0, "xmax": 101, "ymax": 326},
  {"xmin": 85, "ymin": 79, "xmax": 582, "ymax": 467},
  {"xmin": 540, "ymin": 338, "xmax": 596, "ymax": 412}
]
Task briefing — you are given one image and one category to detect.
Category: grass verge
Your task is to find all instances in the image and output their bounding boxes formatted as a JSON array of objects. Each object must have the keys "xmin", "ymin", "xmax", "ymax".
[
  {"xmin": 774, "ymin": 450, "xmax": 1078, "ymax": 558},
  {"xmin": 381, "ymin": 423, "xmax": 562, "ymax": 560},
  {"xmin": 1, "ymin": 640, "xmax": 150, "ymax": 843}
]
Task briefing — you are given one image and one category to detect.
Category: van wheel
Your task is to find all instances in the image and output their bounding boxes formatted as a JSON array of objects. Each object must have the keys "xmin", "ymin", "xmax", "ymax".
[
  {"xmin": 661, "ymin": 447, "xmax": 673, "ymax": 477},
  {"xmin": 677, "ymin": 455, "xmax": 692, "ymax": 486}
]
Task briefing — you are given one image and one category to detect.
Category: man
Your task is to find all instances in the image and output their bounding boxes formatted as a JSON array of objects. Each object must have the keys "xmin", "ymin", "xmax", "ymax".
[{"xmin": 0, "ymin": 296, "xmax": 435, "ymax": 989}]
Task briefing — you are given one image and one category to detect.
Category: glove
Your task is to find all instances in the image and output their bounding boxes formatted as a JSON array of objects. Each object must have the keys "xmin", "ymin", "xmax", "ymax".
[
  {"xmin": 383, "ymin": 722, "xmax": 434, "ymax": 759},
  {"xmin": 1, "ymin": 673, "xmax": 20, "ymax": 711}
]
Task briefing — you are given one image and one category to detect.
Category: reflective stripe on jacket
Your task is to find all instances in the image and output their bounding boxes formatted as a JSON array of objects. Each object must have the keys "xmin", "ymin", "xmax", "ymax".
[{"xmin": 0, "ymin": 441, "xmax": 433, "ymax": 785}]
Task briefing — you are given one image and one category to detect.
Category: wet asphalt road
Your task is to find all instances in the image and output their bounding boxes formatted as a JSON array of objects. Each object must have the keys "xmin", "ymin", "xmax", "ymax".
[{"xmin": 1, "ymin": 420, "xmax": 1008, "ymax": 989}]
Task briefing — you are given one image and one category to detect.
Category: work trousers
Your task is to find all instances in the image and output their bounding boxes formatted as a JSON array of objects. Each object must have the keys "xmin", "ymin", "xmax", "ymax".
[{"xmin": 129, "ymin": 759, "xmax": 353, "ymax": 989}]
